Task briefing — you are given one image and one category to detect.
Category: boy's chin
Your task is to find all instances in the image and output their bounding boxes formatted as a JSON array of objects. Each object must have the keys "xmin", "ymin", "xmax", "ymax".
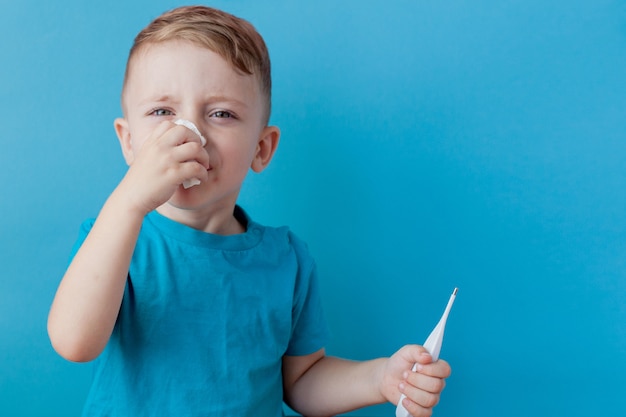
[
  {"xmin": 162, "ymin": 181, "xmax": 240, "ymax": 214},
  {"xmin": 165, "ymin": 187, "xmax": 208, "ymax": 211}
]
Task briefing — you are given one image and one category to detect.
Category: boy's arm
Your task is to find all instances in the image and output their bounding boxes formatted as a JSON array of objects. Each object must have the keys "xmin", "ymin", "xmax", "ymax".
[
  {"xmin": 47, "ymin": 186, "xmax": 146, "ymax": 362},
  {"xmin": 283, "ymin": 349, "xmax": 386, "ymax": 417},
  {"xmin": 47, "ymin": 121, "xmax": 210, "ymax": 362},
  {"xmin": 282, "ymin": 346, "xmax": 450, "ymax": 417}
]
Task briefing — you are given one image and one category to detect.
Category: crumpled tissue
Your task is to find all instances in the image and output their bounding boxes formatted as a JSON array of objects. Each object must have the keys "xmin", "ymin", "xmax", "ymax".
[{"xmin": 174, "ymin": 119, "xmax": 207, "ymax": 189}]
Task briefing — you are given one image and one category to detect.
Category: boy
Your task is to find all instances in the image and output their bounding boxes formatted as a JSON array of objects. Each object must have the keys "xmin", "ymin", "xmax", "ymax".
[{"xmin": 48, "ymin": 6, "xmax": 450, "ymax": 417}]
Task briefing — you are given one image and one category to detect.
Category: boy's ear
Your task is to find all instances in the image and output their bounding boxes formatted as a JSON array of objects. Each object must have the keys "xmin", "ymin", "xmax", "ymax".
[
  {"xmin": 251, "ymin": 126, "xmax": 280, "ymax": 173},
  {"xmin": 114, "ymin": 118, "xmax": 134, "ymax": 165}
]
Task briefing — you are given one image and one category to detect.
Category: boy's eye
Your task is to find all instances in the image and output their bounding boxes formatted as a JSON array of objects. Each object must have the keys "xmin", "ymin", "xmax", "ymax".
[
  {"xmin": 151, "ymin": 108, "xmax": 173, "ymax": 116},
  {"xmin": 211, "ymin": 110, "xmax": 233, "ymax": 119}
]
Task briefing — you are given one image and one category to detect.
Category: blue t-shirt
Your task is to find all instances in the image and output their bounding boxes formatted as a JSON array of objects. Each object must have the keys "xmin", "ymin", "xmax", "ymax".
[{"xmin": 74, "ymin": 207, "xmax": 329, "ymax": 416}]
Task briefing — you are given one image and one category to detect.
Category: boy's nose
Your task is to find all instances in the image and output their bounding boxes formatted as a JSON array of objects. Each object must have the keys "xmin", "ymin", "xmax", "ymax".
[{"xmin": 174, "ymin": 119, "xmax": 206, "ymax": 146}]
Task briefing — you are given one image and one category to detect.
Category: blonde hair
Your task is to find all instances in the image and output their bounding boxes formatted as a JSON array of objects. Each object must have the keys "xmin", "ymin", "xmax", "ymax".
[{"xmin": 122, "ymin": 6, "xmax": 272, "ymax": 123}]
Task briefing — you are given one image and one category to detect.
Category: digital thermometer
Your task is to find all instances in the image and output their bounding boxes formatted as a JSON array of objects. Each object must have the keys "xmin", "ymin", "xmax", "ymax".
[{"xmin": 396, "ymin": 287, "xmax": 458, "ymax": 417}]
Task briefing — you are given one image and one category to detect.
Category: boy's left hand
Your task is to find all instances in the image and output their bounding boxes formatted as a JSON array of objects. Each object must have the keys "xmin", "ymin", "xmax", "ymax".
[{"xmin": 380, "ymin": 345, "xmax": 451, "ymax": 417}]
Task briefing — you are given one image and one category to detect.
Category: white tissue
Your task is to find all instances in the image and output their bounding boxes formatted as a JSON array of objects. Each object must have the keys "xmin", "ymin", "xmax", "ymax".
[
  {"xmin": 174, "ymin": 119, "xmax": 206, "ymax": 189},
  {"xmin": 174, "ymin": 119, "xmax": 206, "ymax": 146}
]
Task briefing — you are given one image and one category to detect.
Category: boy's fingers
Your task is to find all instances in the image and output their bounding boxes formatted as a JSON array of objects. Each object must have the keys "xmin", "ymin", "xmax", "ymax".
[
  {"xmin": 402, "ymin": 385, "xmax": 441, "ymax": 410},
  {"xmin": 415, "ymin": 359, "xmax": 451, "ymax": 379},
  {"xmin": 172, "ymin": 124, "xmax": 205, "ymax": 146},
  {"xmin": 403, "ymin": 345, "xmax": 432, "ymax": 365},
  {"xmin": 406, "ymin": 371, "xmax": 447, "ymax": 394},
  {"xmin": 174, "ymin": 142, "xmax": 211, "ymax": 169},
  {"xmin": 179, "ymin": 161, "xmax": 210, "ymax": 183},
  {"xmin": 149, "ymin": 120, "xmax": 178, "ymax": 143},
  {"xmin": 145, "ymin": 121, "xmax": 204, "ymax": 148},
  {"xmin": 416, "ymin": 351, "xmax": 433, "ymax": 364}
]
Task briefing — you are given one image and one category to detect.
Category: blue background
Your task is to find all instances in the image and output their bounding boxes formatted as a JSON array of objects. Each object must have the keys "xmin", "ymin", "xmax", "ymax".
[{"xmin": 1, "ymin": 0, "xmax": 625, "ymax": 416}]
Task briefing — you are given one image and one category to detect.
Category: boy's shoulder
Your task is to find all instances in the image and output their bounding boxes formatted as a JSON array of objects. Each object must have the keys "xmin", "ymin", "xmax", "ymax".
[{"xmin": 246, "ymin": 212, "xmax": 313, "ymax": 261}]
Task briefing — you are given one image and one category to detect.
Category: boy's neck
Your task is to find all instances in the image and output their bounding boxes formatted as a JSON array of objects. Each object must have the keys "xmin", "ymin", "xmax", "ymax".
[{"xmin": 155, "ymin": 203, "xmax": 245, "ymax": 235}]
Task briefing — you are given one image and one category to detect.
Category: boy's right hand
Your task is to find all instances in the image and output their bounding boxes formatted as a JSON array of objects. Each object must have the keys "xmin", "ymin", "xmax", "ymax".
[{"xmin": 120, "ymin": 120, "xmax": 211, "ymax": 216}]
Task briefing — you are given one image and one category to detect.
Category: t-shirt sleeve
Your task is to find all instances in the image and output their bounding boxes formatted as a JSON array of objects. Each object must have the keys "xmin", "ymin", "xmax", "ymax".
[{"xmin": 285, "ymin": 234, "xmax": 330, "ymax": 356}]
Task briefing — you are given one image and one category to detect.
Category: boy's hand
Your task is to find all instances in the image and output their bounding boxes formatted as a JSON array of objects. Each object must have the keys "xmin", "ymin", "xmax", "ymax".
[
  {"xmin": 120, "ymin": 121, "xmax": 211, "ymax": 215},
  {"xmin": 380, "ymin": 345, "xmax": 451, "ymax": 417}
]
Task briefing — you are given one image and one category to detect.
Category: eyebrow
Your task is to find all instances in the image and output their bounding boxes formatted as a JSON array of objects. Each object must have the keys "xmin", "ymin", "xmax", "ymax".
[
  {"xmin": 138, "ymin": 95, "xmax": 178, "ymax": 107},
  {"xmin": 138, "ymin": 95, "xmax": 250, "ymax": 110}
]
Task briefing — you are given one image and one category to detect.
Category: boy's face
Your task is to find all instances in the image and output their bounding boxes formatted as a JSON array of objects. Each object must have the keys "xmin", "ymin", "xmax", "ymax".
[{"xmin": 115, "ymin": 40, "xmax": 278, "ymax": 214}]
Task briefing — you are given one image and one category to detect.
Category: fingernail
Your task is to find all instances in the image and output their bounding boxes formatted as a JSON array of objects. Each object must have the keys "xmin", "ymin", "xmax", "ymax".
[{"xmin": 416, "ymin": 364, "xmax": 424, "ymax": 372}]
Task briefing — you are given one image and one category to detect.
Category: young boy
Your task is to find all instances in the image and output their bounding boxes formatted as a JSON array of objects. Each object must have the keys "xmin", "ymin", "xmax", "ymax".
[{"xmin": 48, "ymin": 6, "xmax": 451, "ymax": 417}]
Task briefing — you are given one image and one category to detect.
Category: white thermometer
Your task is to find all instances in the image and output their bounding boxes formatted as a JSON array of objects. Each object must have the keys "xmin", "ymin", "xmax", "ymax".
[{"xmin": 396, "ymin": 287, "xmax": 458, "ymax": 417}]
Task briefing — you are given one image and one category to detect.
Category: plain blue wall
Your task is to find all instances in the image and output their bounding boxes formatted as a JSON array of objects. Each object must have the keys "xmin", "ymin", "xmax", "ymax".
[{"xmin": 1, "ymin": 0, "xmax": 625, "ymax": 416}]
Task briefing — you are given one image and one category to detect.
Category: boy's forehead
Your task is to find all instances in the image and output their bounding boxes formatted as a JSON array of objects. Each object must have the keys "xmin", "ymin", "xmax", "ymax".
[
  {"xmin": 124, "ymin": 41, "xmax": 260, "ymax": 99},
  {"xmin": 128, "ymin": 40, "xmax": 248, "ymax": 79},
  {"xmin": 126, "ymin": 42, "xmax": 255, "ymax": 90}
]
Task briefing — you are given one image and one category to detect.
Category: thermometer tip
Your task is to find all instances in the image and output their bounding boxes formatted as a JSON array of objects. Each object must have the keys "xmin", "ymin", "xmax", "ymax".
[{"xmin": 453, "ymin": 287, "xmax": 458, "ymax": 295}]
